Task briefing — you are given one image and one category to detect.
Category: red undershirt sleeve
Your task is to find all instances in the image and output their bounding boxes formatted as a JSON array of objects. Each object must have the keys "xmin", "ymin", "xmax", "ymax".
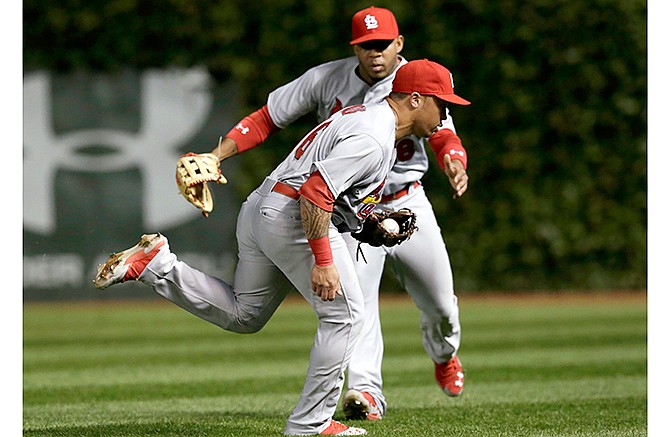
[
  {"xmin": 224, "ymin": 105, "xmax": 280, "ymax": 153},
  {"xmin": 428, "ymin": 129, "xmax": 468, "ymax": 171},
  {"xmin": 298, "ymin": 171, "xmax": 336, "ymax": 212}
]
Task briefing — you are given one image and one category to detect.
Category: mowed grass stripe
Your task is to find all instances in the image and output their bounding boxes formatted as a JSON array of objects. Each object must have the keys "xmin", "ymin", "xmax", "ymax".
[
  {"xmin": 23, "ymin": 336, "xmax": 315, "ymax": 371},
  {"xmin": 24, "ymin": 376, "xmax": 644, "ymax": 428},
  {"xmin": 24, "ymin": 399, "xmax": 647, "ymax": 437},
  {"xmin": 23, "ymin": 302, "xmax": 316, "ymax": 343},
  {"xmin": 23, "ymin": 374, "xmax": 307, "ymax": 406},
  {"xmin": 24, "ymin": 304, "xmax": 645, "ymax": 365},
  {"xmin": 24, "ymin": 331, "xmax": 647, "ymax": 402},
  {"xmin": 379, "ymin": 397, "xmax": 646, "ymax": 437},
  {"xmin": 24, "ymin": 368, "xmax": 645, "ymax": 407},
  {"xmin": 23, "ymin": 330, "xmax": 646, "ymax": 373},
  {"xmin": 24, "ymin": 344, "xmax": 646, "ymax": 389},
  {"xmin": 24, "ymin": 392, "xmax": 299, "ymax": 428}
]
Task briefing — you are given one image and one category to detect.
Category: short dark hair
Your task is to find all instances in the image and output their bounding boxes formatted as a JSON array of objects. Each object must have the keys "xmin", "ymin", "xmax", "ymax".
[{"xmin": 388, "ymin": 91, "xmax": 411, "ymax": 100}]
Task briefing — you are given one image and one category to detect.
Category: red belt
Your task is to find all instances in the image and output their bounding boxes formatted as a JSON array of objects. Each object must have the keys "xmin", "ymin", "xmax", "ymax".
[
  {"xmin": 272, "ymin": 181, "xmax": 300, "ymax": 200},
  {"xmin": 381, "ymin": 181, "xmax": 420, "ymax": 203}
]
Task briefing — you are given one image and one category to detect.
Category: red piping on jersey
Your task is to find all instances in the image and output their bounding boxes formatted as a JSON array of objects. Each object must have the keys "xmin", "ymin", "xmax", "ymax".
[
  {"xmin": 225, "ymin": 105, "xmax": 280, "ymax": 153},
  {"xmin": 428, "ymin": 129, "xmax": 467, "ymax": 171}
]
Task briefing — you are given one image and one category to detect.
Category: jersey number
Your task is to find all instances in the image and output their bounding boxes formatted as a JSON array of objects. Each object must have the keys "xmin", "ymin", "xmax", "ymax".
[
  {"xmin": 396, "ymin": 138, "xmax": 416, "ymax": 161},
  {"xmin": 294, "ymin": 105, "xmax": 367, "ymax": 159},
  {"xmin": 294, "ymin": 120, "xmax": 332, "ymax": 159}
]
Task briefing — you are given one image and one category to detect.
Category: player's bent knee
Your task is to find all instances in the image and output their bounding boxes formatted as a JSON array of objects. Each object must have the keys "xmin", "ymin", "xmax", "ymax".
[{"xmin": 221, "ymin": 308, "xmax": 270, "ymax": 334}]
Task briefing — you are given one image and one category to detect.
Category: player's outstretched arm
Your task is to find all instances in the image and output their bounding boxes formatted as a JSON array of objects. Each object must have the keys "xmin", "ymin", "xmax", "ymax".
[
  {"xmin": 428, "ymin": 129, "xmax": 470, "ymax": 198},
  {"xmin": 209, "ymin": 105, "xmax": 280, "ymax": 162}
]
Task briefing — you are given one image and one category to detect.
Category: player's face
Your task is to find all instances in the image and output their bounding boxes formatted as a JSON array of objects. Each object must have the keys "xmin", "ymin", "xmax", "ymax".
[
  {"xmin": 354, "ymin": 36, "xmax": 404, "ymax": 85},
  {"xmin": 413, "ymin": 96, "xmax": 448, "ymax": 137}
]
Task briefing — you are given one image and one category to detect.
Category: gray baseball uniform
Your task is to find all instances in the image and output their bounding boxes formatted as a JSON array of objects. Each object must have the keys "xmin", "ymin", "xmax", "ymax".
[
  {"xmin": 137, "ymin": 101, "xmax": 398, "ymax": 435},
  {"xmin": 263, "ymin": 55, "xmax": 463, "ymax": 414}
]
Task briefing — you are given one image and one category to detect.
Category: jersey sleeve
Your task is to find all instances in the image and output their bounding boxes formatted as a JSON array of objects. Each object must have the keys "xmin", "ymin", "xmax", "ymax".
[
  {"xmin": 298, "ymin": 170, "xmax": 336, "ymax": 212},
  {"xmin": 225, "ymin": 63, "xmax": 331, "ymax": 153},
  {"xmin": 266, "ymin": 65, "xmax": 327, "ymax": 129},
  {"xmin": 312, "ymin": 133, "xmax": 387, "ymax": 199}
]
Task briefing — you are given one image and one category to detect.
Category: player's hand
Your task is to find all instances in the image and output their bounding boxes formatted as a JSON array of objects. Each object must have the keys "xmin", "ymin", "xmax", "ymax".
[
  {"xmin": 444, "ymin": 157, "xmax": 469, "ymax": 199},
  {"xmin": 311, "ymin": 264, "xmax": 342, "ymax": 301}
]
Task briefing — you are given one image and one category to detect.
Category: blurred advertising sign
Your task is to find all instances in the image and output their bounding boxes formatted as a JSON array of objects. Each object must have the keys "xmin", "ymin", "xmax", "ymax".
[{"xmin": 23, "ymin": 68, "xmax": 241, "ymax": 300}]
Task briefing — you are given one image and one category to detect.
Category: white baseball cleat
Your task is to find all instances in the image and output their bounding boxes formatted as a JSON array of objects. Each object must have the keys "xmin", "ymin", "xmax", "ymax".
[
  {"xmin": 342, "ymin": 389, "xmax": 382, "ymax": 421},
  {"xmin": 319, "ymin": 419, "xmax": 366, "ymax": 435},
  {"xmin": 93, "ymin": 233, "xmax": 167, "ymax": 289}
]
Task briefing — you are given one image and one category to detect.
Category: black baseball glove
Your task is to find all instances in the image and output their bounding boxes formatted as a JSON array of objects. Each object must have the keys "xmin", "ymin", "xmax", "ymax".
[{"xmin": 352, "ymin": 208, "xmax": 418, "ymax": 247}]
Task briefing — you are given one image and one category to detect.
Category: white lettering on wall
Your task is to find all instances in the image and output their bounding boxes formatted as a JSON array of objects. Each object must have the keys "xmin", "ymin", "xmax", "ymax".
[
  {"xmin": 23, "ymin": 253, "xmax": 235, "ymax": 289},
  {"xmin": 23, "ymin": 254, "xmax": 85, "ymax": 289}
]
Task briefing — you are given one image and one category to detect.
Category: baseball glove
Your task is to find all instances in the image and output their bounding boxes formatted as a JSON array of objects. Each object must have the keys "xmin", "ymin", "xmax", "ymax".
[
  {"xmin": 352, "ymin": 208, "xmax": 418, "ymax": 247},
  {"xmin": 176, "ymin": 152, "xmax": 227, "ymax": 217}
]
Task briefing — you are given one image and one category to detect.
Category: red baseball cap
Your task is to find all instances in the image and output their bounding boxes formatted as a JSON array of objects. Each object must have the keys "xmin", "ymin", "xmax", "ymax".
[
  {"xmin": 350, "ymin": 7, "xmax": 399, "ymax": 45},
  {"xmin": 392, "ymin": 59, "xmax": 471, "ymax": 105}
]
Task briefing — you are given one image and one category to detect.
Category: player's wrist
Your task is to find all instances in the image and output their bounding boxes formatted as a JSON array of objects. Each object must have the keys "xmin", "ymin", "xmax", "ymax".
[
  {"xmin": 212, "ymin": 136, "xmax": 238, "ymax": 161},
  {"xmin": 308, "ymin": 235, "xmax": 334, "ymax": 267},
  {"xmin": 447, "ymin": 155, "xmax": 466, "ymax": 170}
]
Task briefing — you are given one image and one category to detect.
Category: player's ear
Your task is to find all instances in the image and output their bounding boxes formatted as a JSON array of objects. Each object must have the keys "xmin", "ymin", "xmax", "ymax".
[
  {"xmin": 394, "ymin": 35, "xmax": 405, "ymax": 53},
  {"xmin": 409, "ymin": 92, "xmax": 422, "ymax": 109}
]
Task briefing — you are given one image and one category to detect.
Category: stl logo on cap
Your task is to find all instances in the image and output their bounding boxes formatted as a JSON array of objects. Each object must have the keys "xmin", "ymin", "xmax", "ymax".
[
  {"xmin": 350, "ymin": 6, "xmax": 399, "ymax": 45},
  {"xmin": 364, "ymin": 14, "xmax": 379, "ymax": 30}
]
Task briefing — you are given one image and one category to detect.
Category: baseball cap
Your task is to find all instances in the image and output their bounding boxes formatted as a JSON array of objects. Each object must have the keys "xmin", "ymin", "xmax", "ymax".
[
  {"xmin": 392, "ymin": 59, "xmax": 471, "ymax": 105},
  {"xmin": 350, "ymin": 6, "xmax": 399, "ymax": 45}
]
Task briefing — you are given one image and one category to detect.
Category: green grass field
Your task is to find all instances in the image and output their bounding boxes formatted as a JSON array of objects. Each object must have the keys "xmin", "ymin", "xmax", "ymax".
[{"xmin": 23, "ymin": 293, "xmax": 647, "ymax": 436}]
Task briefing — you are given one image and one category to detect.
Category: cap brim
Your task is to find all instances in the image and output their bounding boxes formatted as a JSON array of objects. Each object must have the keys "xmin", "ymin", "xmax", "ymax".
[
  {"xmin": 350, "ymin": 33, "xmax": 399, "ymax": 45},
  {"xmin": 437, "ymin": 94, "xmax": 471, "ymax": 106}
]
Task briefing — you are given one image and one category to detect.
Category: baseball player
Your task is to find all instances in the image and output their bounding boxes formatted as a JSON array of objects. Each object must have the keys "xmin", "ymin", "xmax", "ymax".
[
  {"xmin": 93, "ymin": 59, "xmax": 469, "ymax": 436},
  {"xmin": 208, "ymin": 7, "xmax": 469, "ymax": 420}
]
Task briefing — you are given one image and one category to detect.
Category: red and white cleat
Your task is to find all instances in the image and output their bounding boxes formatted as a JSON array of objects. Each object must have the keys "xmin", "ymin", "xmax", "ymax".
[
  {"xmin": 319, "ymin": 419, "xmax": 366, "ymax": 435},
  {"xmin": 342, "ymin": 389, "xmax": 382, "ymax": 421},
  {"xmin": 93, "ymin": 233, "xmax": 166, "ymax": 289},
  {"xmin": 435, "ymin": 355, "xmax": 465, "ymax": 396}
]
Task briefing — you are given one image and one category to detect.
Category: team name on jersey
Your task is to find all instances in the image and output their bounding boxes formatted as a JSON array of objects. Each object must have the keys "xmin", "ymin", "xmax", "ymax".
[{"xmin": 357, "ymin": 180, "xmax": 385, "ymax": 219}]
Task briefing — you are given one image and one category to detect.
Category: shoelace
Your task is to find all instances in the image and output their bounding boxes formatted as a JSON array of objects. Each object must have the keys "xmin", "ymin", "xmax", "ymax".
[{"xmin": 439, "ymin": 359, "xmax": 461, "ymax": 380}]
